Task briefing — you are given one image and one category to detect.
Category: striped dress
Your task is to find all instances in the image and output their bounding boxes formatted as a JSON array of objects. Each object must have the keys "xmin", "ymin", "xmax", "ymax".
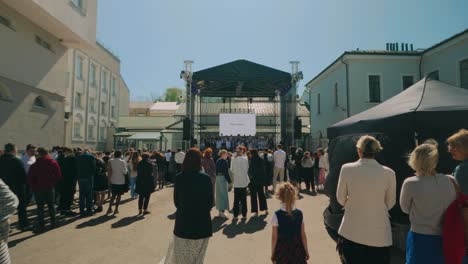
[{"xmin": 0, "ymin": 179, "xmax": 18, "ymax": 264}]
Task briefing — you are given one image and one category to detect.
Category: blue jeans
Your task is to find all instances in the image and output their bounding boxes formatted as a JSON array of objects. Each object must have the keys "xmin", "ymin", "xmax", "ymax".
[
  {"xmin": 79, "ymin": 180, "xmax": 93, "ymax": 214},
  {"xmin": 130, "ymin": 177, "xmax": 137, "ymax": 198}
]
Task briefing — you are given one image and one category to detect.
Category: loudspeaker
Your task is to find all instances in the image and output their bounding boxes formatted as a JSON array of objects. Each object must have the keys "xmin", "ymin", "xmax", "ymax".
[
  {"xmin": 183, "ymin": 118, "xmax": 190, "ymax": 140},
  {"xmin": 294, "ymin": 117, "xmax": 302, "ymax": 139}
]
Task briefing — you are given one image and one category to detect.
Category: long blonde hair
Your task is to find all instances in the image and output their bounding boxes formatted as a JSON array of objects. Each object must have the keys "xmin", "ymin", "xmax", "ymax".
[{"xmin": 276, "ymin": 182, "xmax": 297, "ymax": 216}]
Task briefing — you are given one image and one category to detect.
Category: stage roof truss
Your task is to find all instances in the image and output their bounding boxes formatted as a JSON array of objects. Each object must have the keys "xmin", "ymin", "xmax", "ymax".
[{"xmin": 192, "ymin": 59, "xmax": 292, "ymax": 98}]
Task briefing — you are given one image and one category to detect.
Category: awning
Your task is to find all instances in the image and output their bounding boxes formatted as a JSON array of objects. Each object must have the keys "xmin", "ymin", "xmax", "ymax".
[
  {"xmin": 114, "ymin": 132, "xmax": 135, "ymax": 137},
  {"xmin": 127, "ymin": 132, "xmax": 162, "ymax": 140}
]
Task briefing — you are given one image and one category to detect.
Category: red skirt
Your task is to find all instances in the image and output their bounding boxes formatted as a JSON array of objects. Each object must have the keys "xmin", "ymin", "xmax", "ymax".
[{"xmin": 274, "ymin": 235, "xmax": 307, "ymax": 264}]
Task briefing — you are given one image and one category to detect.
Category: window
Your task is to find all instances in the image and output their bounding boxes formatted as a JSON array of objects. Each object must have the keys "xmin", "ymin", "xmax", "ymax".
[
  {"xmin": 73, "ymin": 122, "xmax": 81, "ymax": 137},
  {"xmin": 111, "ymin": 106, "xmax": 116, "ymax": 118},
  {"xmin": 76, "ymin": 56, "xmax": 83, "ymax": 80},
  {"xmin": 101, "ymin": 102, "xmax": 106, "ymax": 115},
  {"xmin": 0, "ymin": 15, "xmax": 13, "ymax": 30},
  {"xmin": 70, "ymin": 0, "xmax": 86, "ymax": 13},
  {"xmin": 368, "ymin": 75, "xmax": 381, "ymax": 103},
  {"xmin": 89, "ymin": 98, "xmax": 96, "ymax": 113},
  {"xmin": 90, "ymin": 64, "xmax": 97, "ymax": 87},
  {"xmin": 317, "ymin": 93, "xmax": 321, "ymax": 114},
  {"xmin": 0, "ymin": 82, "xmax": 12, "ymax": 101},
  {"xmin": 74, "ymin": 93, "xmax": 82, "ymax": 108},
  {"xmin": 88, "ymin": 125, "xmax": 95, "ymax": 139},
  {"xmin": 72, "ymin": 0, "xmax": 84, "ymax": 8},
  {"xmin": 33, "ymin": 96, "xmax": 46, "ymax": 108},
  {"xmin": 111, "ymin": 77, "xmax": 117, "ymax": 96},
  {"xmin": 100, "ymin": 127, "xmax": 107, "ymax": 141},
  {"xmin": 460, "ymin": 59, "xmax": 468, "ymax": 89},
  {"xmin": 402, "ymin": 75, "xmax": 414, "ymax": 90},
  {"xmin": 35, "ymin": 35, "xmax": 53, "ymax": 52},
  {"xmin": 101, "ymin": 71, "xmax": 107, "ymax": 92},
  {"xmin": 334, "ymin": 82, "xmax": 339, "ymax": 107},
  {"xmin": 427, "ymin": 70, "xmax": 439, "ymax": 81}
]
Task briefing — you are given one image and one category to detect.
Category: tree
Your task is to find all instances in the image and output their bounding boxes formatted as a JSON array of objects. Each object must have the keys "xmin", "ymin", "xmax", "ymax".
[{"xmin": 162, "ymin": 87, "xmax": 184, "ymax": 103}]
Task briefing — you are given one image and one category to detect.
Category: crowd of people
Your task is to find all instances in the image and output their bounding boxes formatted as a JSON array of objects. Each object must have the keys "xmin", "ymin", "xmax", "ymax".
[
  {"xmin": 200, "ymin": 135, "xmax": 275, "ymax": 151},
  {"xmin": 167, "ymin": 130, "xmax": 468, "ymax": 264},
  {"xmin": 0, "ymin": 144, "xmax": 174, "ymax": 263},
  {"xmin": 1, "ymin": 129, "xmax": 468, "ymax": 264}
]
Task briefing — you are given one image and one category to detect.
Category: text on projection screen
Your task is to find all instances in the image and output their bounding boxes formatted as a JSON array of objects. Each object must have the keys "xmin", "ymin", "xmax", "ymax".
[{"xmin": 219, "ymin": 113, "xmax": 256, "ymax": 136}]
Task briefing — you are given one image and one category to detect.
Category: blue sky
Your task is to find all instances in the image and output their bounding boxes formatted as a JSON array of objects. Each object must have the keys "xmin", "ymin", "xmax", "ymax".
[{"xmin": 97, "ymin": 0, "xmax": 468, "ymax": 101}]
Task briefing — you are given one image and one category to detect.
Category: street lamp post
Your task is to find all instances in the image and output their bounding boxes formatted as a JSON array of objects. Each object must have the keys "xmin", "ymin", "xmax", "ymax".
[
  {"xmin": 290, "ymin": 61, "xmax": 303, "ymax": 147},
  {"xmin": 181, "ymin": 60, "xmax": 194, "ymax": 149}
]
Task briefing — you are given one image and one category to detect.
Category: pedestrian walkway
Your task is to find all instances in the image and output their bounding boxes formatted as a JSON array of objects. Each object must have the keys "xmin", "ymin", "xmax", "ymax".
[{"xmin": 8, "ymin": 187, "xmax": 403, "ymax": 264}]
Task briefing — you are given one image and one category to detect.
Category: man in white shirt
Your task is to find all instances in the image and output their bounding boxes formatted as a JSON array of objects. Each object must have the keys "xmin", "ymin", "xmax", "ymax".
[
  {"xmin": 272, "ymin": 144, "xmax": 286, "ymax": 191},
  {"xmin": 21, "ymin": 144, "xmax": 36, "ymax": 174},
  {"xmin": 174, "ymin": 149, "xmax": 185, "ymax": 173},
  {"xmin": 107, "ymin": 150, "xmax": 128, "ymax": 215},
  {"xmin": 230, "ymin": 146, "xmax": 250, "ymax": 219},
  {"xmin": 336, "ymin": 135, "xmax": 396, "ymax": 264}
]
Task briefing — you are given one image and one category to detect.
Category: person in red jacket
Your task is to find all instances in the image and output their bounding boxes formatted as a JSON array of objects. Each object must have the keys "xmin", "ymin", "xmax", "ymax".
[{"xmin": 27, "ymin": 147, "xmax": 62, "ymax": 233}]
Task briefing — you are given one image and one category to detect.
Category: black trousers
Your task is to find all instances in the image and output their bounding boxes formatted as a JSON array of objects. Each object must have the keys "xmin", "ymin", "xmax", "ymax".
[
  {"xmin": 35, "ymin": 190, "xmax": 56, "ymax": 228},
  {"xmin": 250, "ymin": 184, "xmax": 267, "ymax": 213},
  {"xmin": 12, "ymin": 185, "xmax": 29, "ymax": 228},
  {"xmin": 233, "ymin": 187, "xmax": 247, "ymax": 217},
  {"xmin": 302, "ymin": 168, "xmax": 314, "ymax": 191},
  {"xmin": 337, "ymin": 236, "xmax": 390, "ymax": 264},
  {"xmin": 138, "ymin": 193, "xmax": 151, "ymax": 210}
]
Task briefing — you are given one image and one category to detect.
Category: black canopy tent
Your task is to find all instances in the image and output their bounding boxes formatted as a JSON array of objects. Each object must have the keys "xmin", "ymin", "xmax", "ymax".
[
  {"xmin": 323, "ymin": 78, "xmax": 468, "ymax": 240},
  {"xmin": 192, "ymin": 59, "xmax": 292, "ymax": 97}
]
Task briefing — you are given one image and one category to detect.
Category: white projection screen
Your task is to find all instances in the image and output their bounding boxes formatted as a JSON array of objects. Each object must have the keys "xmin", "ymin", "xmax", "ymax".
[{"xmin": 219, "ymin": 113, "xmax": 256, "ymax": 136}]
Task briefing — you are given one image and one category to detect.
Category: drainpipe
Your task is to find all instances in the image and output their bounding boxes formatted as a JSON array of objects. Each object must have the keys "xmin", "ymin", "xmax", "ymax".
[
  {"xmin": 341, "ymin": 55, "xmax": 350, "ymax": 117},
  {"xmin": 418, "ymin": 53, "xmax": 423, "ymax": 80}
]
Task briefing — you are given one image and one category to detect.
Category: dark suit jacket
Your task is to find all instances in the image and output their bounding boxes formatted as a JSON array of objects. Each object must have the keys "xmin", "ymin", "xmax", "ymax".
[{"xmin": 173, "ymin": 171, "xmax": 213, "ymax": 239}]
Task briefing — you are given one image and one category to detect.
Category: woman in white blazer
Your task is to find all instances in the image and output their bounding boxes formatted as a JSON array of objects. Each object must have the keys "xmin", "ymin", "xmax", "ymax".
[{"xmin": 336, "ymin": 135, "xmax": 396, "ymax": 264}]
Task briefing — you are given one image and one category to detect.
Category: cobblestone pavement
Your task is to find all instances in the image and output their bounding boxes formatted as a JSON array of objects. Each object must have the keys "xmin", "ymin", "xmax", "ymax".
[{"xmin": 8, "ymin": 186, "xmax": 404, "ymax": 264}]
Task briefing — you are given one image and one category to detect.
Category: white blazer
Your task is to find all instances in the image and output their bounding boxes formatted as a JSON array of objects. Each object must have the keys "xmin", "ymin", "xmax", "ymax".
[
  {"xmin": 230, "ymin": 155, "xmax": 250, "ymax": 188},
  {"xmin": 336, "ymin": 158, "xmax": 396, "ymax": 247}
]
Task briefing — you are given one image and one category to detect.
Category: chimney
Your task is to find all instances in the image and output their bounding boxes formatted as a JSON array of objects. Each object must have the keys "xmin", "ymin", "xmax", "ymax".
[
  {"xmin": 386, "ymin": 43, "xmax": 389, "ymax": 51},
  {"xmin": 410, "ymin": 44, "xmax": 414, "ymax": 51},
  {"xmin": 405, "ymin": 43, "xmax": 408, "ymax": 51},
  {"xmin": 395, "ymin": 42, "xmax": 399, "ymax": 51}
]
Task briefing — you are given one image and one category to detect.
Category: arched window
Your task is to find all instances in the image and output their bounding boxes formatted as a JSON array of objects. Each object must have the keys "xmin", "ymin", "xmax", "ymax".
[
  {"xmin": 73, "ymin": 114, "xmax": 84, "ymax": 138},
  {"xmin": 0, "ymin": 82, "xmax": 12, "ymax": 101},
  {"xmin": 99, "ymin": 119, "xmax": 107, "ymax": 141},
  {"xmin": 88, "ymin": 117, "xmax": 96, "ymax": 140},
  {"xmin": 33, "ymin": 96, "xmax": 46, "ymax": 108}
]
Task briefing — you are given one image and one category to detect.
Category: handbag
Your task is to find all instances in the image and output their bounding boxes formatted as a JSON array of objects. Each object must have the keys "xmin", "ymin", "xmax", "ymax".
[
  {"xmin": 449, "ymin": 178, "xmax": 468, "ymax": 245},
  {"xmin": 443, "ymin": 178, "xmax": 468, "ymax": 264}
]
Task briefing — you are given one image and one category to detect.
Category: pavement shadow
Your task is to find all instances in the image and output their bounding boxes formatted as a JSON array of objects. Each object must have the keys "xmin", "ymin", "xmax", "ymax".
[
  {"xmin": 212, "ymin": 217, "xmax": 228, "ymax": 233},
  {"xmin": 222, "ymin": 215, "xmax": 266, "ymax": 238},
  {"xmin": 7, "ymin": 233, "xmax": 37, "ymax": 248},
  {"xmin": 167, "ymin": 212, "xmax": 176, "ymax": 220},
  {"xmin": 75, "ymin": 214, "xmax": 116, "ymax": 229},
  {"xmin": 243, "ymin": 215, "xmax": 268, "ymax": 234},
  {"xmin": 222, "ymin": 218, "xmax": 243, "ymax": 238},
  {"xmin": 111, "ymin": 215, "xmax": 144, "ymax": 229}
]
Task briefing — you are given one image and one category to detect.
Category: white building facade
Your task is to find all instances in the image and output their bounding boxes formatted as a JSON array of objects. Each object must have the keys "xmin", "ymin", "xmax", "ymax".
[
  {"xmin": 0, "ymin": 0, "xmax": 130, "ymax": 151},
  {"xmin": 0, "ymin": 0, "xmax": 96, "ymax": 150},
  {"xmin": 66, "ymin": 43, "xmax": 130, "ymax": 150},
  {"xmin": 305, "ymin": 29, "xmax": 468, "ymax": 148}
]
